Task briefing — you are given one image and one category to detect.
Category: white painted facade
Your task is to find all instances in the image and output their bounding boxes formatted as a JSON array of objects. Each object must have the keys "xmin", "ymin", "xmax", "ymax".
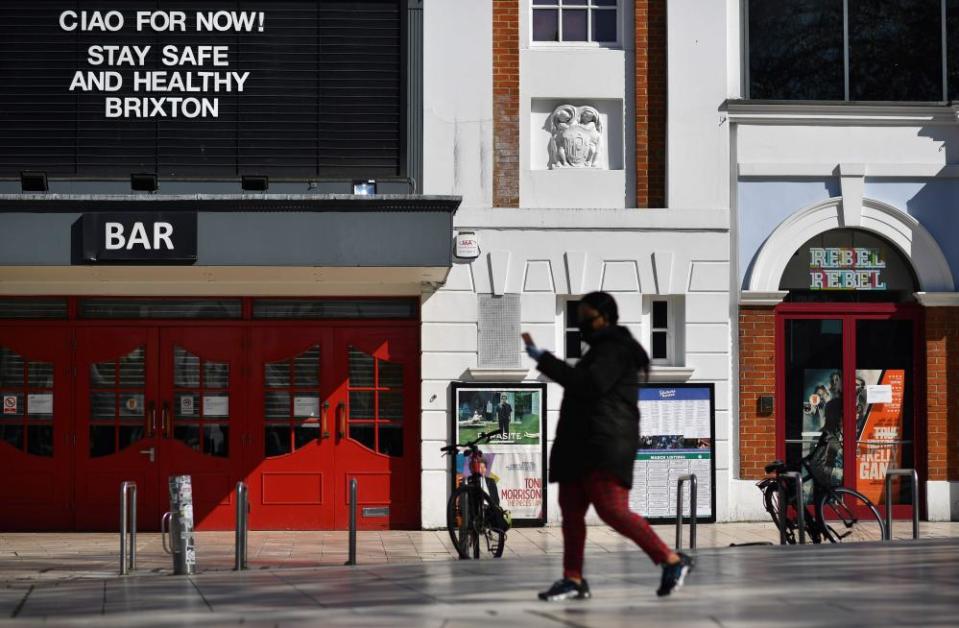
[{"xmin": 420, "ymin": 1, "xmax": 733, "ymax": 527}]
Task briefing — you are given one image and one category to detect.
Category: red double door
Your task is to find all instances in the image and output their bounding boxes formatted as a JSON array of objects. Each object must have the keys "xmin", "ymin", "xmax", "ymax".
[
  {"xmin": 0, "ymin": 323, "xmax": 418, "ymax": 531},
  {"xmin": 776, "ymin": 303, "xmax": 922, "ymax": 518}
]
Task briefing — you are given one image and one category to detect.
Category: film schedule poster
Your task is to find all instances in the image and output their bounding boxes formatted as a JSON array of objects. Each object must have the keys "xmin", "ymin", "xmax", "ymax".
[
  {"xmin": 452, "ymin": 384, "xmax": 546, "ymax": 523},
  {"xmin": 630, "ymin": 385, "xmax": 715, "ymax": 522}
]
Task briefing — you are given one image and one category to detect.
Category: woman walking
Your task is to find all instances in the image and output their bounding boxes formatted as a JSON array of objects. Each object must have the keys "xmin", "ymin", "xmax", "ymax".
[{"xmin": 524, "ymin": 292, "xmax": 693, "ymax": 601}]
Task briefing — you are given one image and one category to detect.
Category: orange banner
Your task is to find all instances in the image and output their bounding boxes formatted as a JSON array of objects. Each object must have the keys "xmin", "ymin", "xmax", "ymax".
[{"xmin": 856, "ymin": 369, "xmax": 904, "ymax": 504}]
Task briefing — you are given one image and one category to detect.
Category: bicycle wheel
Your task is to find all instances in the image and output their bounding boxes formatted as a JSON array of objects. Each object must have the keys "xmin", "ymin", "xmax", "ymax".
[
  {"xmin": 446, "ymin": 485, "xmax": 506, "ymax": 559},
  {"xmin": 817, "ymin": 487, "xmax": 885, "ymax": 543},
  {"xmin": 761, "ymin": 482, "xmax": 791, "ymax": 542},
  {"xmin": 762, "ymin": 481, "xmax": 821, "ymax": 544},
  {"xmin": 447, "ymin": 485, "xmax": 477, "ymax": 559},
  {"xmin": 478, "ymin": 497, "xmax": 506, "ymax": 558}
]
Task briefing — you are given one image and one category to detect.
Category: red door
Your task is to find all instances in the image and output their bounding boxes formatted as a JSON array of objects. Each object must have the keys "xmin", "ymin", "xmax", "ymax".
[
  {"xmin": 332, "ymin": 326, "xmax": 419, "ymax": 529},
  {"xmin": 0, "ymin": 327, "xmax": 73, "ymax": 530},
  {"xmin": 776, "ymin": 304, "xmax": 922, "ymax": 519},
  {"xmin": 75, "ymin": 327, "xmax": 160, "ymax": 530},
  {"xmin": 75, "ymin": 326, "xmax": 249, "ymax": 530},
  {"xmin": 248, "ymin": 327, "xmax": 336, "ymax": 529},
  {"xmin": 247, "ymin": 324, "xmax": 420, "ymax": 529},
  {"xmin": 158, "ymin": 327, "xmax": 248, "ymax": 529}
]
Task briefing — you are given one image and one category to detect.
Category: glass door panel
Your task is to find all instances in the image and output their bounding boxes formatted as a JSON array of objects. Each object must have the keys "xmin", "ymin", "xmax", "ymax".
[
  {"xmin": 854, "ymin": 319, "xmax": 914, "ymax": 509},
  {"xmin": 784, "ymin": 318, "xmax": 844, "ymax": 499}
]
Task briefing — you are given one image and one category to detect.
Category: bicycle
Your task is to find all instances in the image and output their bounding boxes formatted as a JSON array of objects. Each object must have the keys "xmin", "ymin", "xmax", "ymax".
[
  {"xmin": 440, "ymin": 429, "xmax": 509, "ymax": 559},
  {"xmin": 759, "ymin": 451, "xmax": 885, "ymax": 544}
]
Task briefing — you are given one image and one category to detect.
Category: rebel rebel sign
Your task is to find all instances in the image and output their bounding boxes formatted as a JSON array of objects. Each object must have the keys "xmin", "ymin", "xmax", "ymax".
[{"xmin": 81, "ymin": 212, "xmax": 197, "ymax": 264}]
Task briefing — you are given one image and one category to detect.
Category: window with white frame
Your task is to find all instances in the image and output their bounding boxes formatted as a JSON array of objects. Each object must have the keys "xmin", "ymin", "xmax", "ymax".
[
  {"xmin": 532, "ymin": 0, "xmax": 619, "ymax": 44},
  {"xmin": 644, "ymin": 296, "xmax": 684, "ymax": 366},
  {"xmin": 564, "ymin": 299, "xmax": 584, "ymax": 360},
  {"xmin": 649, "ymin": 299, "xmax": 671, "ymax": 363}
]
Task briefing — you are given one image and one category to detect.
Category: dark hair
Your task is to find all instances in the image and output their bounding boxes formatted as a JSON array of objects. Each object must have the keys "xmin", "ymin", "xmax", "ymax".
[{"xmin": 580, "ymin": 291, "xmax": 619, "ymax": 325}]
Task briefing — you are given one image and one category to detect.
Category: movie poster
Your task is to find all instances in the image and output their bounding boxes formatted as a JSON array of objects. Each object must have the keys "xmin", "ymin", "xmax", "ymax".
[
  {"xmin": 451, "ymin": 384, "xmax": 546, "ymax": 523},
  {"xmin": 855, "ymin": 369, "xmax": 905, "ymax": 504},
  {"xmin": 801, "ymin": 368, "xmax": 844, "ymax": 489}
]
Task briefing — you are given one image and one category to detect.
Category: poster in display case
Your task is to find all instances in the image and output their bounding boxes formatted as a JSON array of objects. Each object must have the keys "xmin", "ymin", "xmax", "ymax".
[
  {"xmin": 450, "ymin": 382, "xmax": 547, "ymax": 526},
  {"xmin": 630, "ymin": 383, "xmax": 716, "ymax": 524}
]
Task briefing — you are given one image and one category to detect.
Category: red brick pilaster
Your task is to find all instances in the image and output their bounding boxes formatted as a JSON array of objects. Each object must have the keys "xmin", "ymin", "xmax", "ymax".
[
  {"xmin": 492, "ymin": 0, "xmax": 519, "ymax": 207},
  {"xmin": 739, "ymin": 306, "xmax": 777, "ymax": 479},
  {"xmin": 635, "ymin": 0, "xmax": 667, "ymax": 208},
  {"xmin": 925, "ymin": 307, "xmax": 959, "ymax": 482}
]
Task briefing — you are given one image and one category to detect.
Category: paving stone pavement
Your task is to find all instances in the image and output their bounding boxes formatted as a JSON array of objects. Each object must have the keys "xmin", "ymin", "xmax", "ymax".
[
  {"xmin": 2, "ymin": 522, "xmax": 958, "ymax": 585},
  {"xmin": 1, "ymin": 536, "xmax": 958, "ymax": 626}
]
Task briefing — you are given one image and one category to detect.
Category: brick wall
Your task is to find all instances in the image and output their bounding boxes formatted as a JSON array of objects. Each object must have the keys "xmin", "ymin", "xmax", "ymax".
[
  {"xmin": 635, "ymin": 0, "xmax": 667, "ymax": 208},
  {"xmin": 739, "ymin": 306, "xmax": 777, "ymax": 479},
  {"xmin": 925, "ymin": 307, "xmax": 959, "ymax": 482},
  {"xmin": 492, "ymin": 0, "xmax": 519, "ymax": 207}
]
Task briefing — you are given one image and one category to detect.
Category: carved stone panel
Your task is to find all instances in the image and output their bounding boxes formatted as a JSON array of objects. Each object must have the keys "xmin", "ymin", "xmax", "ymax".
[{"xmin": 547, "ymin": 104, "xmax": 604, "ymax": 169}]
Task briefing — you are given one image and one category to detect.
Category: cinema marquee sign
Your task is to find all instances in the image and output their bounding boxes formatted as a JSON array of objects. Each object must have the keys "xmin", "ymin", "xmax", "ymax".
[
  {"xmin": 809, "ymin": 247, "xmax": 886, "ymax": 290},
  {"xmin": 81, "ymin": 212, "xmax": 198, "ymax": 264}
]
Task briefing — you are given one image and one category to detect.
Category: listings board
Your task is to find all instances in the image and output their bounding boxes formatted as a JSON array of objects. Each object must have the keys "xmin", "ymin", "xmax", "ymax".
[
  {"xmin": 629, "ymin": 383, "xmax": 716, "ymax": 523},
  {"xmin": 450, "ymin": 382, "xmax": 547, "ymax": 526}
]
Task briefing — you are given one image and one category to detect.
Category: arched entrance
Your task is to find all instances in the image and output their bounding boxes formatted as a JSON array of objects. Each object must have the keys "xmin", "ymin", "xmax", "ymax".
[{"xmin": 774, "ymin": 227, "xmax": 923, "ymax": 519}]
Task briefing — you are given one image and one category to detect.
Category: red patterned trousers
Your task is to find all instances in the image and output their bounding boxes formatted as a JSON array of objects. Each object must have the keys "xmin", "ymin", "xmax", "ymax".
[{"xmin": 559, "ymin": 470, "xmax": 673, "ymax": 580}]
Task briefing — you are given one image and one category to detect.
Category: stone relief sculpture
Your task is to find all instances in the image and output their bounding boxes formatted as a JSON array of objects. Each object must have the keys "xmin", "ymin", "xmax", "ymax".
[{"xmin": 547, "ymin": 104, "xmax": 603, "ymax": 169}]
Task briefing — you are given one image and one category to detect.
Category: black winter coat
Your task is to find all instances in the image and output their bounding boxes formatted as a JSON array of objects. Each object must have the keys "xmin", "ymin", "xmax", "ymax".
[{"xmin": 536, "ymin": 326, "xmax": 649, "ymax": 488}]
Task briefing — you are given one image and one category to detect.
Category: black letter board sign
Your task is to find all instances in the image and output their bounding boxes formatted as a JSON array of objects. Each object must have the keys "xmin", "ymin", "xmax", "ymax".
[
  {"xmin": 81, "ymin": 212, "xmax": 197, "ymax": 264},
  {"xmin": 0, "ymin": 1, "xmax": 404, "ymax": 179}
]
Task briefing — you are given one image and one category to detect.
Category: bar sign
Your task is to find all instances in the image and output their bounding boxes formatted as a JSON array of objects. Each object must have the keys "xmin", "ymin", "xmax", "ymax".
[{"xmin": 81, "ymin": 212, "xmax": 198, "ymax": 264}]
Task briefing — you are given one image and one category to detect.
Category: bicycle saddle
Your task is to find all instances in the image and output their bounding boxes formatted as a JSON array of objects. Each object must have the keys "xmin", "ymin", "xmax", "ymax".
[{"xmin": 764, "ymin": 460, "xmax": 787, "ymax": 474}]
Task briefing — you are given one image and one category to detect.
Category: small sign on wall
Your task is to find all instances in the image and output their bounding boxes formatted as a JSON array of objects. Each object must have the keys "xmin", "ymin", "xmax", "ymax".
[{"xmin": 455, "ymin": 231, "xmax": 479, "ymax": 259}]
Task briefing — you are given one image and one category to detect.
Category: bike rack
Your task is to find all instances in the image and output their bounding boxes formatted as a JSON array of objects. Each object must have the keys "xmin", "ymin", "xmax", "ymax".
[
  {"xmin": 883, "ymin": 468, "xmax": 919, "ymax": 541},
  {"xmin": 675, "ymin": 474, "xmax": 697, "ymax": 550},
  {"xmin": 119, "ymin": 481, "xmax": 137, "ymax": 575},
  {"xmin": 345, "ymin": 477, "xmax": 358, "ymax": 566},
  {"xmin": 235, "ymin": 481, "xmax": 249, "ymax": 570},
  {"xmin": 778, "ymin": 471, "xmax": 805, "ymax": 545}
]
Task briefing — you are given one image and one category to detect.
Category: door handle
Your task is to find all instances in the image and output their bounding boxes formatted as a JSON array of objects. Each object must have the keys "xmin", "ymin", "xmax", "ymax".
[
  {"xmin": 146, "ymin": 401, "xmax": 156, "ymax": 438},
  {"xmin": 321, "ymin": 401, "xmax": 330, "ymax": 439},
  {"xmin": 336, "ymin": 402, "xmax": 346, "ymax": 439},
  {"xmin": 162, "ymin": 402, "xmax": 171, "ymax": 439},
  {"xmin": 139, "ymin": 446, "xmax": 156, "ymax": 463}
]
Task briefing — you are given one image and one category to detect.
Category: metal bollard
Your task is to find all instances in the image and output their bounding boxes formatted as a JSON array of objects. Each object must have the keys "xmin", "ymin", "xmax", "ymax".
[
  {"xmin": 675, "ymin": 474, "xmax": 698, "ymax": 550},
  {"xmin": 161, "ymin": 512, "xmax": 173, "ymax": 555},
  {"xmin": 780, "ymin": 471, "xmax": 805, "ymax": 545},
  {"xmin": 883, "ymin": 468, "xmax": 919, "ymax": 541},
  {"xmin": 345, "ymin": 478, "xmax": 358, "ymax": 566},
  {"xmin": 235, "ymin": 481, "xmax": 249, "ymax": 570},
  {"xmin": 119, "ymin": 481, "xmax": 137, "ymax": 575},
  {"xmin": 168, "ymin": 475, "xmax": 197, "ymax": 575}
]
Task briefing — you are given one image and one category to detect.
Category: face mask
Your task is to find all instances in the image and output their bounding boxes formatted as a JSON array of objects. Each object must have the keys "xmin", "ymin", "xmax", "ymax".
[{"xmin": 578, "ymin": 315, "xmax": 600, "ymax": 340}]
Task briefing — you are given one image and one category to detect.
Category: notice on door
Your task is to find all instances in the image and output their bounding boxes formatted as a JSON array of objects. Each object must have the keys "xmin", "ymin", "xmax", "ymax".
[
  {"xmin": 2, "ymin": 395, "xmax": 17, "ymax": 415},
  {"xmin": 631, "ymin": 385, "xmax": 715, "ymax": 522},
  {"xmin": 27, "ymin": 393, "xmax": 53, "ymax": 415},
  {"xmin": 293, "ymin": 396, "xmax": 320, "ymax": 418},
  {"xmin": 203, "ymin": 395, "xmax": 229, "ymax": 417}
]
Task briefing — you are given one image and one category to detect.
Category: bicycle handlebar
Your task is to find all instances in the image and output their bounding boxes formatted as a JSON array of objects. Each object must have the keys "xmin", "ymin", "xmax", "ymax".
[{"xmin": 439, "ymin": 429, "xmax": 504, "ymax": 454}]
